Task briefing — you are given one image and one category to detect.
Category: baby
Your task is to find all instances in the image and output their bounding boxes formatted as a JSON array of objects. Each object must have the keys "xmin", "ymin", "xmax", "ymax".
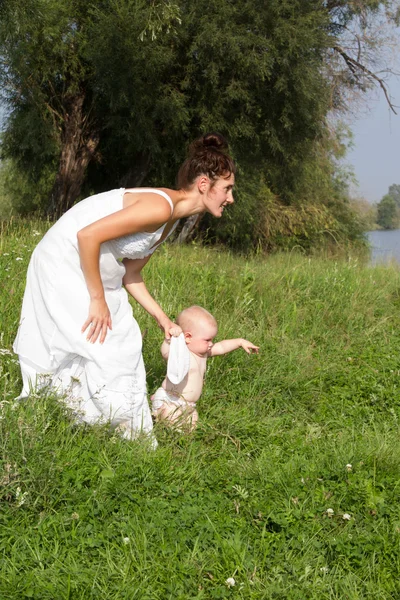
[{"xmin": 151, "ymin": 305, "xmax": 259, "ymax": 431}]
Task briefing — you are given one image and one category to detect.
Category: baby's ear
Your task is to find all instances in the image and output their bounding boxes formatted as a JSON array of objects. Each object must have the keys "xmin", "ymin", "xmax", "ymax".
[{"xmin": 184, "ymin": 332, "xmax": 192, "ymax": 345}]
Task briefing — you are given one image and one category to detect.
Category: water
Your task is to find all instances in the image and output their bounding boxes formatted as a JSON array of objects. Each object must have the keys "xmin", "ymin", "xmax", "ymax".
[{"xmin": 366, "ymin": 229, "xmax": 400, "ymax": 265}]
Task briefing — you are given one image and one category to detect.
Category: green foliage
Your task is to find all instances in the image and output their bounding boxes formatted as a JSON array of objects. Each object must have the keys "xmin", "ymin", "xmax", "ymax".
[
  {"xmin": 201, "ymin": 128, "xmax": 365, "ymax": 252},
  {"xmin": 82, "ymin": 0, "xmax": 188, "ymax": 188},
  {"xmin": 3, "ymin": 223, "xmax": 400, "ymax": 596},
  {"xmin": 201, "ymin": 179, "xmax": 364, "ymax": 254},
  {"xmin": 0, "ymin": 0, "xmax": 96, "ymax": 214},
  {"xmin": 349, "ymin": 197, "xmax": 377, "ymax": 232},
  {"xmin": 371, "ymin": 183, "xmax": 400, "ymax": 231},
  {"xmin": 171, "ymin": 0, "xmax": 331, "ymax": 198},
  {"xmin": 0, "ymin": 166, "xmax": 13, "ymax": 219},
  {"xmin": 0, "ymin": 0, "xmax": 395, "ymax": 249},
  {"xmin": 138, "ymin": 0, "xmax": 181, "ymax": 41},
  {"xmin": 0, "ymin": 159, "xmax": 56, "ymax": 215},
  {"xmin": 377, "ymin": 194, "xmax": 399, "ymax": 230},
  {"xmin": 198, "ymin": 173, "xmax": 275, "ymax": 251},
  {"xmin": 388, "ymin": 183, "xmax": 400, "ymax": 207},
  {"xmin": 83, "ymin": 0, "xmax": 332, "ymax": 199}
]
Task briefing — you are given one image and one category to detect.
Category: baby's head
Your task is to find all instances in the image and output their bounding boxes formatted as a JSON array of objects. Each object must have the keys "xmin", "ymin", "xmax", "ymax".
[{"xmin": 176, "ymin": 306, "xmax": 218, "ymax": 357}]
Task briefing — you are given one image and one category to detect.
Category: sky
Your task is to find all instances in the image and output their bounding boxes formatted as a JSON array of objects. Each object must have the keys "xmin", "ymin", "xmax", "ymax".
[
  {"xmin": 345, "ymin": 73, "xmax": 400, "ymax": 205},
  {"xmin": 344, "ymin": 16, "xmax": 400, "ymax": 207}
]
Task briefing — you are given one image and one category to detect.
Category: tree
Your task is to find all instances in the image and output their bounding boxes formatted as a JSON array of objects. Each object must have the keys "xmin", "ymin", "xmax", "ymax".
[
  {"xmin": 388, "ymin": 183, "xmax": 400, "ymax": 207},
  {"xmin": 325, "ymin": 0, "xmax": 400, "ymax": 114},
  {"xmin": 376, "ymin": 193, "xmax": 398, "ymax": 229},
  {"xmin": 350, "ymin": 196, "xmax": 378, "ymax": 231},
  {"xmin": 0, "ymin": 0, "xmax": 397, "ymax": 252},
  {"xmin": 373, "ymin": 183, "xmax": 400, "ymax": 231},
  {"xmin": 0, "ymin": 0, "xmax": 99, "ymax": 216},
  {"xmin": 0, "ymin": 0, "xmax": 181, "ymax": 217}
]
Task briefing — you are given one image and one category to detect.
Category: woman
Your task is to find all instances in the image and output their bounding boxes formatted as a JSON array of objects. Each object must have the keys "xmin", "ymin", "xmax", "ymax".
[{"xmin": 13, "ymin": 133, "xmax": 235, "ymax": 439}]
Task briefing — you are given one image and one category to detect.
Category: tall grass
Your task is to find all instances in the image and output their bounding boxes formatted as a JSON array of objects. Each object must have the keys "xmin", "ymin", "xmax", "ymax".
[{"xmin": 1, "ymin": 219, "xmax": 400, "ymax": 598}]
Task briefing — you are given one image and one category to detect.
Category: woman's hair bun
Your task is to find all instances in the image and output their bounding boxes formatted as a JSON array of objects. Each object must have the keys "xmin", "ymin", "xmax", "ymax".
[
  {"xmin": 177, "ymin": 131, "xmax": 235, "ymax": 189},
  {"xmin": 189, "ymin": 132, "xmax": 229, "ymax": 156}
]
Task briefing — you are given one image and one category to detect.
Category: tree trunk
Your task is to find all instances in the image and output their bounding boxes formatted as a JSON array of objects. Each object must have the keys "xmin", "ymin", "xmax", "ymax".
[
  {"xmin": 176, "ymin": 213, "xmax": 203, "ymax": 243},
  {"xmin": 119, "ymin": 153, "xmax": 151, "ymax": 188},
  {"xmin": 47, "ymin": 93, "xmax": 99, "ymax": 218}
]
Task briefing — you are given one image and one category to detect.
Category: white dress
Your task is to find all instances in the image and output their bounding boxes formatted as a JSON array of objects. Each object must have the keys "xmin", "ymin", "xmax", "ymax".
[{"xmin": 13, "ymin": 188, "xmax": 178, "ymax": 439}]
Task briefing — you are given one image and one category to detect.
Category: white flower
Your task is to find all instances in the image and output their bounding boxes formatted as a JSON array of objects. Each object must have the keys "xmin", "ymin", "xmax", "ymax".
[
  {"xmin": 15, "ymin": 486, "xmax": 28, "ymax": 507},
  {"xmin": 15, "ymin": 257, "xmax": 23, "ymax": 261},
  {"xmin": 32, "ymin": 231, "xmax": 41, "ymax": 236},
  {"xmin": 2, "ymin": 253, "xmax": 9, "ymax": 256},
  {"xmin": 320, "ymin": 566, "xmax": 329, "ymax": 574},
  {"xmin": 342, "ymin": 513, "xmax": 351, "ymax": 521},
  {"xmin": 123, "ymin": 537, "xmax": 130, "ymax": 545},
  {"xmin": 326, "ymin": 508, "xmax": 334, "ymax": 516},
  {"xmin": 225, "ymin": 577, "xmax": 235, "ymax": 587},
  {"xmin": 346, "ymin": 464, "xmax": 352, "ymax": 471}
]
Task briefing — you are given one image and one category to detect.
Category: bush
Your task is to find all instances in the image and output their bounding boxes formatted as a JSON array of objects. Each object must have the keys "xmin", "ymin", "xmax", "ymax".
[{"xmin": 0, "ymin": 159, "xmax": 55, "ymax": 216}]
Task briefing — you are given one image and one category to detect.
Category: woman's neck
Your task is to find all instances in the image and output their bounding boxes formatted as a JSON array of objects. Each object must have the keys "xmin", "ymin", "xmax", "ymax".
[{"xmin": 167, "ymin": 188, "xmax": 205, "ymax": 219}]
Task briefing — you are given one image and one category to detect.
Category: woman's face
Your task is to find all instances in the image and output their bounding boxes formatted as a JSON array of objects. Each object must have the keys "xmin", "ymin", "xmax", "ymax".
[{"xmin": 204, "ymin": 173, "xmax": 235, "ymax": 218}]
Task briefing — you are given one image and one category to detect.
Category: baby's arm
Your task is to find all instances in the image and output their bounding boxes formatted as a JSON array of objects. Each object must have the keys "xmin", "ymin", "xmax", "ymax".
[
  {"xmin": 209, "ymin": 338, "xmax": 259, "ymax": 357},
  {"xmin": 160, "ymin": 327, "xmax": 181, "ymax": 361},
  {"xmin": 161, "ymin": 339, "xmax": 170, "ymax": 361}
]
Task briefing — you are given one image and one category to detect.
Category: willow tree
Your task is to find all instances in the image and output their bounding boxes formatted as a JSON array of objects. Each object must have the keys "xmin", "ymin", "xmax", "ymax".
[
  {"xmin": 0, "ymin": 0, "xmax": 181, "ymax": 217},
  {"xmin": 85, "ymin": 0, "xmax": 332, "ymax": 200},
  {"xmin": 0, "ymin": 0, "xmax": 97, "ymax": 215}
]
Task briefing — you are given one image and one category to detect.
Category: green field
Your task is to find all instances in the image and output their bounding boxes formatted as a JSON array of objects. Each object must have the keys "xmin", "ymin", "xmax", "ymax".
[{"xmin": 1, "ymin": 219, "xmax": 400, "ymax": 599}]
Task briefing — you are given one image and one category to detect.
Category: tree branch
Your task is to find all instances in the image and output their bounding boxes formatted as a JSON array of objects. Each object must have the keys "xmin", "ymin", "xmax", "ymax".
[{"xmin": 333, "ymin": 44, "xmax": 398, "ymax": 114}]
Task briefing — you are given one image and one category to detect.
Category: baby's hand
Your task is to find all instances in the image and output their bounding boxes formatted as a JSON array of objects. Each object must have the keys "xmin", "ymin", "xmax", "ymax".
[
  {"xmin": 159, "ymin": 317, "xmax": 182, "ymax": 340},
  {"xmin": 166, "ymin": 324, "xmax": 183, "ymax": 339},
  {"xmin": 170, "ymin": 326, "xmax": 182, "ymax": 337},
  {"xmin": 241, "ymin": 339, "xmax": 259, "ymax": 354}
]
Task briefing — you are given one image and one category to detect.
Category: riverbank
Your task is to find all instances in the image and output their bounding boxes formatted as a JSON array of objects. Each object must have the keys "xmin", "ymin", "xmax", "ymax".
[{"xmin": 1, "ymin": 220, "xmax": 400, "ymax": 598}]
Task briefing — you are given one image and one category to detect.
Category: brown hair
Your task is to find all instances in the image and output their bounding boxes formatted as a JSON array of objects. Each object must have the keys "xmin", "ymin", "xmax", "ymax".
[{"xmin": 177, "ymin": 132, "xmax": 236, "ymax": 190}]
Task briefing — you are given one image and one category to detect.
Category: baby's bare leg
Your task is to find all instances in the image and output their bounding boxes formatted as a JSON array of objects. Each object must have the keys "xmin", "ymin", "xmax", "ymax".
[{"xmin": 156, "ymin": 402, "xmax": 198, "ymax": 432}]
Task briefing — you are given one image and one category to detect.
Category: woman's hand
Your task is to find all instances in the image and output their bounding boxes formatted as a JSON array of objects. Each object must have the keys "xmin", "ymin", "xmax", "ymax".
[
  {"xmin": 159, "ymin": 317, "xmax": 182, "ymax": 340},
  {"xmin": 81, "ymin": 298, "xmax": 112, "ymax": 344}
]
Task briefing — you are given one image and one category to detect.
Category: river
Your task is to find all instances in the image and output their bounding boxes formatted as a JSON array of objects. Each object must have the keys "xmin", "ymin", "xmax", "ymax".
[{"xmin": 366, "ymin": 229, "xmax": 400, "ymax": 265}]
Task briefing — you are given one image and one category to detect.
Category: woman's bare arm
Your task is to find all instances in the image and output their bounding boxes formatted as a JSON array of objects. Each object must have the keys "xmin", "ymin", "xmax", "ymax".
[
  {"xmin": 123, "ymin": 256, "xmax": 182, "ymax": 339},
  {"xmin": 77, "ymin": 196, "xmax": 171, "ymax": 343}
]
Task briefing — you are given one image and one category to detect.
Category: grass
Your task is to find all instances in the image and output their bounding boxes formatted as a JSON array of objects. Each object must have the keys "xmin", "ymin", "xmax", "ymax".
[{"xmin": 1, "ymin": 218, "xmax": 400, "ymax": 598}]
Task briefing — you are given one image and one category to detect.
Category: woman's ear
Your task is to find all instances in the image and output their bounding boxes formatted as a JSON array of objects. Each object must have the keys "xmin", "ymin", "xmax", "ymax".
[{"xmin": 197, "ymin": 175, "xmax": 209, "ymax": 194}]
